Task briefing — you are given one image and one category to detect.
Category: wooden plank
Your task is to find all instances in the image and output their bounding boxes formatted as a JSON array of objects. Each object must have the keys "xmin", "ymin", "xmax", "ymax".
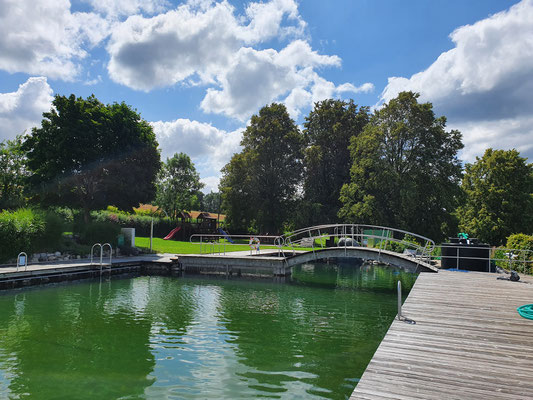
[{"xmin": 351, "ymin": 270, "xmax": 533, "ymax": 399}]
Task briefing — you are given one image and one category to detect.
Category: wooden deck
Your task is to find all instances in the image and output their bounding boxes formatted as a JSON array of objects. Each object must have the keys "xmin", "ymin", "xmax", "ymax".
[{"xmin": 351, "ymin": 270, "xmax": 533, "ymax": 399}]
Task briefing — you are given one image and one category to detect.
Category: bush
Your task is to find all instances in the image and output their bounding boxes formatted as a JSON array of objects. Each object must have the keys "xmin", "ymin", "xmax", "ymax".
[
  {"xmin": 58, "ymin": 236, "xmax": 91, "ymax": 257},
  {"xmin": 118, "ymin": 245, "xmax": 140, "ymax": 256},
  {"xmin": 0, "ymin": 208, "xmax": 45, "ymax": 263},
  {"xmin": 80, "ymin": 221, "xmax": 121, "ymax": 247},
  {"xmin": 34, "ymin": 211, "xmax": 65, "ymax": 251},
  {"xmin": 90, "ymin": 209, "xmax": 176, "ymax": 237},
  {"xmin": 383, "ymin": 234, "xmax": 423, "ymax": 253},
  {"xmin": 505, "ymin": 233, "xmax": 533, "ymax": 274}
]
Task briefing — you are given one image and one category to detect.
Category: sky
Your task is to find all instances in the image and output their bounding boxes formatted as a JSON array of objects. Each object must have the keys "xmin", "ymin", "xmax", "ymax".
[{"xmin": 0, "ymin": 0, "xmax": 532, "ymax": 193}]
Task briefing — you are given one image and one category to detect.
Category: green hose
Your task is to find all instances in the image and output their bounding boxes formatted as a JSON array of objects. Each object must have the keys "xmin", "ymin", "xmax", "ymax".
[{"xmin": 517, "ymin": 304, "xmax": 533, "ymax": 320}]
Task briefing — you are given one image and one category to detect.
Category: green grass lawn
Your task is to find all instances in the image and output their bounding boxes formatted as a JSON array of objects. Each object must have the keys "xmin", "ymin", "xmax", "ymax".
[{"xmin": 135, "ymin": 237, "xmax": 293, "ymax": 254}]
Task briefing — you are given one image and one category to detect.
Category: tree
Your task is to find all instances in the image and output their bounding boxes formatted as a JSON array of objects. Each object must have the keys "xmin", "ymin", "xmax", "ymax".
[
  {"xmin": 155, "ymin": 152, "xmax": 204, "ymax": 219},
  {"xmin": 339, "ymin": 92, "xmax": 464, "ymax": 241},
  {"xmin": 220, "ymin": 152, "xmax": 255, "ymax": 232},
  {"xmin": 303, "ymin": 99, "xmax": 369, "ymax": 225},
  {"xmin": 23, "ymin": 94, "xmax": 160, "ymax": 221},
  {"xmin": 220, "ymin": 103, "xmax": 305, "ymax": 234},
  {"xmin": 0, "ymin": 135, "xmax": 28, "ymax": 210},
  {"xmin": 202, "ymin": 192, "xmax": 221, "ymax": 213},
  {"xmin": 458, "ymin": 148, "xmax": 533, "ymax": 245}
]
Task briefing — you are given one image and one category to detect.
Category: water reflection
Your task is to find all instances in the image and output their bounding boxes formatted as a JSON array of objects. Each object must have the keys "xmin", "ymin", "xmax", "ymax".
[
  {"xmin": 0, "ymin": 278, "xmax": 160, "ymax": 399},
  {"xmin": 0, "ymin": 263, "xmax": 416, "ymax": 399}
]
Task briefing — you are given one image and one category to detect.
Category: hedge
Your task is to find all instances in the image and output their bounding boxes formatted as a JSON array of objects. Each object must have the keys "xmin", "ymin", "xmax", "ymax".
[
  {"xmin": 90, "ymin": 210, "xmax": 176, "ymax": 237},
  {"xmin": 0, "ymin": 208, "xmax": 46, "ymax": 263}
]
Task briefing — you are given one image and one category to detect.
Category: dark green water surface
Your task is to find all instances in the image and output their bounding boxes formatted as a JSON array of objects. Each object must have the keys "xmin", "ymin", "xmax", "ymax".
[{"xmin": 0, "ymin": 263, "xmax": 416, "ymax": 399}]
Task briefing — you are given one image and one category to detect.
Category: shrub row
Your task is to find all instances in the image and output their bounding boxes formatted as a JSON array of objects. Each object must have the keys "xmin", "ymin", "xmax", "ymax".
[
  {"xmin": 90, "ymin": 210, "xmax": 176, "ymax": 237},
  {"xmin": 0, "ymin": 208, "xmax": 64, "ymax": 263}
]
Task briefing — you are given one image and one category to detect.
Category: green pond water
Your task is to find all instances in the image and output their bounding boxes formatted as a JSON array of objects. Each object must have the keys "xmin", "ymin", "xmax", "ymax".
[{"xmin": 0, "ymin": 262, "xmax": 417, "ymax": 399}]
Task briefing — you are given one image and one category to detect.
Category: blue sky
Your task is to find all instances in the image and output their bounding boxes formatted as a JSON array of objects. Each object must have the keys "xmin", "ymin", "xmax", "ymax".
[{"xmin": 0, "ymin": 0, "xmax": 531, "ymax": 192}]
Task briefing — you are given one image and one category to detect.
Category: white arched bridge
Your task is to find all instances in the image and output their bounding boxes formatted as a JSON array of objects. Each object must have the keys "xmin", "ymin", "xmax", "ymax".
[
  {"xmin": 186, "ymin": 224, "xmax": 438, "ymax": 275},
  {"xmin": 276, "ymin": 224, "xmax": 437, "ymax": 273}
]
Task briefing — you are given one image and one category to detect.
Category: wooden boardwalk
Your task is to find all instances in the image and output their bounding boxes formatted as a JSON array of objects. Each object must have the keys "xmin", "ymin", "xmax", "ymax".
[{"xmin": 351, "ymin": 270, "xmax": 533, "ymax": 399}]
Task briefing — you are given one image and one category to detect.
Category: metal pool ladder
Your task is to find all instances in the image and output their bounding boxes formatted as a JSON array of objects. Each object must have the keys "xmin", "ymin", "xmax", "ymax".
[{"xmin": 91, "ymin": 243, "xmax": 113, "ymax": 274}]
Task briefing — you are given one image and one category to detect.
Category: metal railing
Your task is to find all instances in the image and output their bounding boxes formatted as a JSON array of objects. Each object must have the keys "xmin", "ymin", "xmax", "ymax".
[
  {"xmin": 189, "ymin": 234, "xmax": 282, "ymax": 255},
  {"xmin": 90, "ymin": 243, "xmax": 113, "ymax": 273},
  {"xmin": 433, "ymin": 244, "xmax": 533, "ymax": 273},
  {"xmin": 17, "ymin": 252, "xmax": 28, "ymax": 272},
  {"xmin": 191, "ymin": 225, "xmax": 532, "ymax": 274},
  {"xmin": 277, "ymin": 224, "xmax": 435, "ymax": 266}
]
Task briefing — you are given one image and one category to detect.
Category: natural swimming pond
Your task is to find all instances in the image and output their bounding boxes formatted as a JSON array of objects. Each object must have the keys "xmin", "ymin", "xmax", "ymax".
[{"xmin": 0, "ymin": 262, "xmax": 417, "ymax": 399}]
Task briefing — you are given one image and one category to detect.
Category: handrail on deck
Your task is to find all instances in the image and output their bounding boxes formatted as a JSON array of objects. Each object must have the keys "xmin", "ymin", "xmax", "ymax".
[
  {"xmin": 17, "ymin": 252, "xmax": 28, "ymax": 272},
  {"xmin": 91, "ymin": 243, "xmax": 113, "ymax": 273}
]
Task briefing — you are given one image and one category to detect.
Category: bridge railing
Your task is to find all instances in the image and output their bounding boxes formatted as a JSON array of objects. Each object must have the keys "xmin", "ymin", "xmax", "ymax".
[{"xmin": 278, "ymin": 224, "xmax": 435, "ymax": 263}]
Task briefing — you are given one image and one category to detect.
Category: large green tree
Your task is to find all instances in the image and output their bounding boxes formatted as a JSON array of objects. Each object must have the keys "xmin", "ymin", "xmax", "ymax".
[
  {"xmin": 220, "ymin": 152, "xmax": 255, "ymax": 232},
  {"xmin": 0, "ymin": 135, "xmax": 28, "ymax": 210},
  {"xmin": 339, "ymin": 91, "xmax": 463, "ymax": 241},
  {"xmin": 23, "ymin": 94, "xmax": 160, "ymax": 221},
  {"xmin": 303, "ymin": 99, "xmax": 369, "ymax": 225},
  {"xmin": 220, "ymin": 103, "xmax": 305, "ymax": 234},
  {"xmin": 202, "ymin": 191, "xmax": 221, "ymax": 214},
  {"xmin": 155, "ymin": 152, "xmax": 204, "ymax": 219},
  {"xmin": 458, "ymin": 148, "xmax": 533, "ymax": 245}
]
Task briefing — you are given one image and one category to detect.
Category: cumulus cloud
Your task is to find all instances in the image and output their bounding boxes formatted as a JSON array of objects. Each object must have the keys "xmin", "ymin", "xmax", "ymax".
[
  {"xmin": 0, "ymin": 77, "xmax": 53, "ymax": 141},
  {"xmin": 107, "ymin": 1, "xmax": 241, "ymax": 90},
  {"xmin": 84, "ymin": 0, "xmax": 170, "ymax": 19},
  {"xmin": 0, "ymin": 0, "xmax": 110, "ymax": 80},
  {"xmin": 240, "ymin": 0, "xmax": 306, "ymax": 42},
  {"xmin": 151, "ymin": 118, "xmax": 243, "ymax": 187},
  {"xmin": 107, "ymin": 0, "xmax": 368, "ymax": 120},
  {"xmin": 201, "ymin": 41, "xmax": 372, "ymax": 120},
  {"xmin": 380, "ymin": 0, "xmax": 533, "ymax": 161},
  {"xmin": 200, "ymin": 176, "xmax": 222, "ymax": 194}
]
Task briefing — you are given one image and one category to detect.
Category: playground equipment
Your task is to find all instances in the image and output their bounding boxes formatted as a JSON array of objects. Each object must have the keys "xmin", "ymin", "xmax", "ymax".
[
  {"xmin": 218, "ymin": 228, "xmax": 235, "ymax": 243},
  {"xmin": 164, "ymin": 226, "xmax": 182, "ymax": 240}
]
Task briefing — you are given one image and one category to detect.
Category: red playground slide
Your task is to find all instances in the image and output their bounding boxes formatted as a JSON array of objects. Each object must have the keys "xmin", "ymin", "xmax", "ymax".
[{"xmin": 163, "ymin": 226, "xmax": 181, "ymax": 240}]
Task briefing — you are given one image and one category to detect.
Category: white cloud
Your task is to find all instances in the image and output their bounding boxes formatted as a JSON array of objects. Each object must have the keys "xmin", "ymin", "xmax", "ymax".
[
  {"xmin": 240, "ymin": 0, "xmax": 306, "ymax": 42},
  {"xmin": 0, "ymin": 77, "xmax": 53, "ymax": 141},
  {"xmin": 451, "ymin": 118, "xmax": 533, "ymax": 163},
  {"xmin": 380, "ymin": 0, "xmax": 533, "ymax": 161},
  {"xmin": 107, "ymin": 1, "xmax": 242, "ymax": 90},
  {"xmin": 0, "ymin": 0, "xmax": 110, "ymax": 80},
  {"xmin": 200, "ymin": 176, "xmax": 222, "ymax": 193},
  {"xmin": 85, "ymin": 0, "xmax": 170, "ymax": 18},
  {"xmin": 151, "ymin": 118, "xmax": 243, "ymax": 179},
  {"xmin": 201, "ymin": 41, "xmax": 371, "ymax": 120},
  {"xmin": 107, "ymin": 0, "xmax": 366, "ymax": 120}
]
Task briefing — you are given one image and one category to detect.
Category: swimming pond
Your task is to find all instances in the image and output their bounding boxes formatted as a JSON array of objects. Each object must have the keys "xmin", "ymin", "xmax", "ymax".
[{"xmin": 0, "ymin": 263, "xmax": 416, "ymax": 399}]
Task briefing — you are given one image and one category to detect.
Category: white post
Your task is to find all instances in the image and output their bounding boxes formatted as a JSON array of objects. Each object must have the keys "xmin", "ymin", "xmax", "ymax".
[
  {"xmin": 397, "ymin": 281, "xmax": 402, "ymax": 321},
  {"xmin": 150, "ymin": 216, "xmax": 154, "ymax": 253}
]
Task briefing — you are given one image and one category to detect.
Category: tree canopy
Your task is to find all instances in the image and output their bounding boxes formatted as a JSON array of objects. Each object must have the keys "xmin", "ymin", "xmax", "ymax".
[
  {"xmin": 155, "ymin": 152, "xmax": 204, "ymax": 219},
  {"xmin": 303, "ymin": 99, "xmax": 369, "ymax": 225},
  {"xmin": 220, "ymin": 103, "xmax": 305, "ymax": 234},
  {"xmin": 23, "ymin": 94, "xmax": 160, "ymax": 220},
  {"xmin": 0, "ymin": 135, "xmax": 28, "ymax": 210},
  {"xmin": 339, "ymin": 91, "xmax": 464, "ymax": 241},
  {"xmin": 202, "ymin": 192, "xmax": 221, "ymax": 214},
  {"xmin": 458, "ymin": 148, "xmax": 533, "ymax": 245}
]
